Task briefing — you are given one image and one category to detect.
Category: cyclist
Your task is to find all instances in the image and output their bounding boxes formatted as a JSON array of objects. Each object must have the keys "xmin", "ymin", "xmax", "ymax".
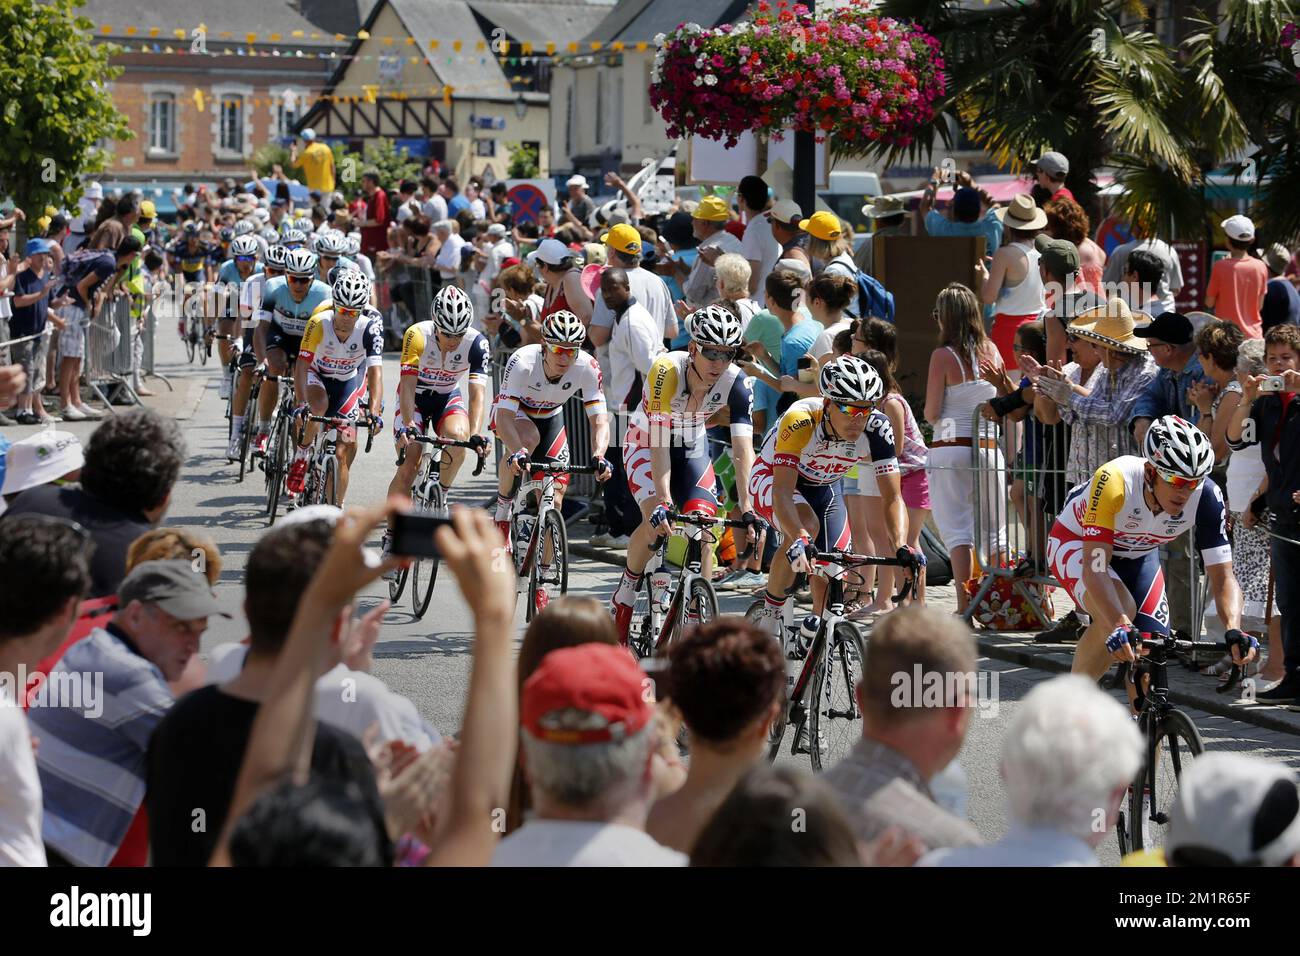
[
  {"xmin": 216, "ymin": 234, "xmax": 261, "ymax": 405},
  {"xmin": 216, "ymin": 226, "xmax": 234, "ymax": 262},
  {"xmin": 751, "ymin": 355, "xmax": 915, "ymax": 635},
  {"xmin": 293, "ymin": 216, "xmax": 315, "ymax": 235},
  {"xmin": 231, "ymin": 243, "xmax": 287, "ymax": 459},
  {"xmin": 383, "ymin": 285, "xmax": 491, "ymax": 564},
  {"xmin": 313, "ymin": 231, "xmax": 357, "ymax": 286},
  {"xmin": 287, "ymin": 270, "xmax": 384, "ymax": 503},
  {"xmin": 279, "ymin": 228, "xmax": 309, "ymax": 251},
  {"xmin": 251, "ymin": 247, "xmax": 331, "ymax": 456},
  {"xmin": 1045, "ymin": 414, "xmax": 1255, "ymax": 690},
  {"xmin": 609, "ymin": 305, "xmax": 760, "ymax": 640},
  {"xmin": 491, "ymin": 310, "xmax": 611, "ymax": 604}
]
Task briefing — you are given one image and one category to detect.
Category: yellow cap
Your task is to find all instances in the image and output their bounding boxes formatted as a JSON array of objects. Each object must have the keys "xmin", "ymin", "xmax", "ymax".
[
  {"xmin": 139, "ymin": 200, "xmax": 157, "ymax": 220},
  {"xmin": 693, "ymin": 194, "xmax": 730, "ymax": 222},
  {"xmin": 799, "ymin": 210, "xmax": 843, "ymax": 242},
  {"xmin": 36, "ymin": 216, "xmax": 51, "ymax": 233},
  {"xmin": 600, "ymin": 222, "xmax": 642, "ymax": 255}
]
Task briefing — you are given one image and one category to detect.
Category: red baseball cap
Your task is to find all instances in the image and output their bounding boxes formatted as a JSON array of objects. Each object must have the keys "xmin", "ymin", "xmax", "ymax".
[{"xmin": 522, "ymin": 644, "xmax": 653, "ymax": 744}]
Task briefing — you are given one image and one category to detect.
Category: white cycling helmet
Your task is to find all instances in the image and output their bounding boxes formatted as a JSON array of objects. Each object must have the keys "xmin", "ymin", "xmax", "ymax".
[
  {"xmin": 284, "ymin": 248, "xmax": 319, "ymax": 277},
  {"xmin": 819, "ymin": 354, "xmax": 884, "ymax": 405},
  {"xmin": 540, "ymin": 309, "xmax": 586, "ymax": 347},
  {"xmin": 1143, "ymin": 414, "xmax": 1215, "ymax": 480},
  {"xmin": 233, "ymin": 220, "xmax": 256, "ymax": 237},
  {"xmin": 280, "ymin": 229, "xmax": 308, "ymax": 248},
  {"xmin": 432, "ymin": 285, "xmax": 474, "ymax": 335},
  {"xmin": 259, "ymin": 227, "xmax": 280, "ymax": 245},
  {"xmin": 344, "ymin": 234, "xmax": 361, "ymax": 257},
  {"xmin": 331, "ymin": 270, "xmax": 372, "ymax": 310},
  {"xmin": 230, "ymin": 235, "xmax": 260, "ymax": 258},
  {"xmin": 689, "ymin": 304, "xmax": 744, "ymax": 349},
  {"xmin": 314, "ymin": 231, "xmax": 347, "ymax": 256},
  {"xmin": 264, "ymin": 244, "xmax": 289, "ymax": 269},
  {"xmin": 293, "ymin": 216, "xmax": 314, "ymax": 234}
]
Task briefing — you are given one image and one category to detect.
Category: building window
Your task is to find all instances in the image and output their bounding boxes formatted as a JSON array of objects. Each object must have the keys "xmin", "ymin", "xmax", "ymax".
[
  {"xmin": 220, "ymin": 95, "xmax": 244, "ymax": 153},
  {"xmin": 474, "ymin": 139, "xmax": 496, "ymax": 157},
  {"xmin": 277, "ymin": 102, "xmax": 298, "ymax": 140},
  {"xmin": 149, "ymin": 94, "xmax": 176, "ymax": 154}
]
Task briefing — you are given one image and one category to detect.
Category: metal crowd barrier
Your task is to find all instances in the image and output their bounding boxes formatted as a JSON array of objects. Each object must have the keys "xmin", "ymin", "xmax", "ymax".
[
  {"xmin": 83, "ymin": 296, "xmax": 140, "ymax": 409},
  {"xmin": 928, "ymin": 401, "xmax": 1209, "ymax": 638},
  {"xmin": 374, "ymin": 267, "xmax": 437, "ymax": 350}
]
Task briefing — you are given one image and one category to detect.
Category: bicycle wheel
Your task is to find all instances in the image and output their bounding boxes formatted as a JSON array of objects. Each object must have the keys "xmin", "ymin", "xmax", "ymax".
[
  {"xmin": 265, "ymin": 416, "xmax": 289, "ymax": 523},
  {"xmin": 184, "ymin": 323, "xmax": 197, "ymax": 364},
  {"xmin": 808, "ymin": 623, "xmax": 866, "ymax": 773},
  {"xmin": 199, "ymin": 329, "xmax": 210, "ymax": 365},
  {"xmin": 317, "ymin": 456, "xmax": 338, "ymax": 507},
  {"xmin": 1129, "ymin": 708, "xmax": 1204, "ymax": 853},
  {"xmin": 629, "ymin": 572, "xmax": 655, "ymax": 660},
  {"xmin": 676, "ymin": 577, "xmax": 718, "ymax": 638},
  {"xmin": 747, "ymin": 599, "xmax": 790, "ymax": 760},
  {"xmin": 410, "ymin": 484, "xmax": 445, "ymax": 619},
  {"xmin": 527, "ymin": 508, "xmax": 569, "ymax": 621},
  {"xmin": 237, "ymin": 383, "xmax": 257, "ymax": 483}
]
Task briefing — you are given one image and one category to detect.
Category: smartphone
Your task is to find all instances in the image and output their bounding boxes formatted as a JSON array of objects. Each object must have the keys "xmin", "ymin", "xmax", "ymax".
[
  {"xmin": 1260, "ymin": 376, "xmax": 1287, "ymax": 393},
  {"xmin": 390, "ymin": 511, "xmax": 454, "ymax": 559}
]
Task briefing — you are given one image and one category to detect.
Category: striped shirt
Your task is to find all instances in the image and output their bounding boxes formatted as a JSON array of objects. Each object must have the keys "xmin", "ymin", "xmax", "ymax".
[{"xmin": 27, "ymin": 623, "xmax": 173, "ymax": 866}]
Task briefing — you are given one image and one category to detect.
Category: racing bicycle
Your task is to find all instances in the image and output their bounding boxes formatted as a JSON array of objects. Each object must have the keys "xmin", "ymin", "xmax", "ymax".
[
  {"xmin": 628, "ymin": 511, "xmax": 753, "ymax": 660},
  {"xmin": 389, "ymin": 433, "xmax": 487, "ymax": 619},
  {"xmin": 748, "ymin": 546, "xmax": 919, "ymax": 772},
  {"xmin": 293, "ymin": 400, "xmax": 378, "ymax": 509},
  {"xmin": 506, "ymin": 461, "xmax": 598, "ymax": 621},
  {"xmin": 261, "ymin": 374, "xmax": 296, "ymax": 524}
]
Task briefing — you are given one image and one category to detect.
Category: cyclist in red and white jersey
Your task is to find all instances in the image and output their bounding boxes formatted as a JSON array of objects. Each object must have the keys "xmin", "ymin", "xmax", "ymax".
[{"xmin": 1046, "ymin": 415, "xmax": 1254, "ymax": 683}]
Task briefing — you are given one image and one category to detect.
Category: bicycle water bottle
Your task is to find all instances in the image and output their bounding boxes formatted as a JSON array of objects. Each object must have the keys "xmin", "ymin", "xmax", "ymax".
[
  {"xmin": 799, "ymin": 614, "xmax": 819, "ymax": 650},
  {"xmin": 515, "ymin": 514, "xmax": 535, "ymax": 566},
  {"xmin": 650, "ymin": 569, "xmax": 672, "ymax": 614}
]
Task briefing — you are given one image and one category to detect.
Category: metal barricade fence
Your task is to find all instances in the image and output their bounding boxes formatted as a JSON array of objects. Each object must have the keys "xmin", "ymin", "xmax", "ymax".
[
  {"xmin": 929, "ymin": 403, "xmax": 1208, "ymax": 637},
  {"xmin": 374, "ymin": 267, "xmax": 437, "ymax": 350},
  {"xmin": 83, "ymin": 296, "xmax": 140, "ymax": 409}
]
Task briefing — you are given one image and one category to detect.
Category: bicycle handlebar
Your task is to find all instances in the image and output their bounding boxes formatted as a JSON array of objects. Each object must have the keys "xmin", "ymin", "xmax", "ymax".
[
  {"xmin": 396, "ymin": 434, "xmax": 488, "ymax": 477},
  {"xmin": 805, "ymin": 546, "xmax": 922, "ymax": 604},
  {"xmin": 1122, "ymin": 630, "xmax": 1247, "ymax": 694},
  {"xmin": 650, "ymin": 511, "xmax": 757, "ymax": 562}
]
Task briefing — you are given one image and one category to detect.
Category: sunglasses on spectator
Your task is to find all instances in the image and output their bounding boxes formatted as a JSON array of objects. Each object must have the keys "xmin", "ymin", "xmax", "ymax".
[
  {"xmin": 699, "ymin": 347, "xmax": 737, "ymax": 362},
  {"xmin": 833, "ymin": 401, "xmax": 874, "ymax": 417},
  {"xmin": 544, "ymin": 342, "xmax": 578, "ymax": 358},
  {"xmin": 1154, "ymin": 469, "xmax": 1202, "ymax": 491}
]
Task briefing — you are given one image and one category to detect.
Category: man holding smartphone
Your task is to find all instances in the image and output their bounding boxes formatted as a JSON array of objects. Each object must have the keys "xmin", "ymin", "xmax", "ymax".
[{"xmin": 1227, "ymin": 323, "xmax": 1300, "ymax": 703}]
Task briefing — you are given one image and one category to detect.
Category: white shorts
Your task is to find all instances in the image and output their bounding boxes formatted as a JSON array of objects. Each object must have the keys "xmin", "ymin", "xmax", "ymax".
[{"xmin": 927, "ymin": 444, "xmax": 1007, "ymax": 555}]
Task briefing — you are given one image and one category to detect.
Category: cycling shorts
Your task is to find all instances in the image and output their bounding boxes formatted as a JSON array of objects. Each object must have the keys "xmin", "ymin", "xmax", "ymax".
[
  {"xmin": 413, "ymin": 387, "xmax": 468, "ymax": 434},
  {"xmin": 266, "ymin": 322, "xmax": 303, "ymax": 362},
  {"xmin": 306, "ymin": 368, "xmax": 368, "ymax": 443},
  {"xmin": 623, "ymin": 433, "xmax": 718, "ymax": 517},
  {"xmin": 1045, "ymin": 534, "xmax": 1169, "ymax": 635},
  {"xmin": 490, "ymin": 403, "xmax": 571, "ymax": 487},
  {"xmin": 749, "ymin": 465, "xmax": 851, "ymax": 553}
]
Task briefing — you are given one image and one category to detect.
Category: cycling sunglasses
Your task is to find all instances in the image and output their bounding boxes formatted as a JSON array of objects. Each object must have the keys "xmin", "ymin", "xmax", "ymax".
[
  {"xmin": 1154, "ymin": 469, "xmax": 1202, "ymax": 491},
  {"xmin": 287, "ymin": 274, "xmax": 313, "ymax": 284},
  {"xmin": 544, "ymin": 342, "xmax": 579, "ymax": 358},
  {"xmin": 235, "ymin": 256, "xmax": 256, "ymax": 264},
  {"xmin": 699, "ymin": 347, "xmax": 737, "ymax": 362},
  {"xmin": 335, "ymin": 305, "xmax": 361, "ymax": 317},
  {"xmin": 833, "ymin": 401, "xmax": 875, "ymax": 418}
]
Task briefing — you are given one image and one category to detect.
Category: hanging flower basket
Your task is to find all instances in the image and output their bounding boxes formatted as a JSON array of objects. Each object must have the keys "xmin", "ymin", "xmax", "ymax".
[{"xmin": 649, "ymin": 0, "xmax": 945, "ymax": 151}]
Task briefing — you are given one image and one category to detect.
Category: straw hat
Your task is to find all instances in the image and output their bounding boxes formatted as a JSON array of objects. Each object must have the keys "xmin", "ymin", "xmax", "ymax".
[
  {"xmin": 1068, "ymin": 298, "xmax": 1148, "ymax": 354},
  {"xmin": 861, "ymin": 195, "xmax": 906, "ymax": 219},
  {"xmin": 995, "ymin": 193, "xmax": 1049, "ymax": 232}
]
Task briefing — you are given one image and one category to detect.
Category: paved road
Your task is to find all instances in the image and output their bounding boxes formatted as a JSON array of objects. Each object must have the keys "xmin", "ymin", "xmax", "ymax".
[{"xmin": 13, "ymin": 325, "xmax": 1299, "ymax": 864}]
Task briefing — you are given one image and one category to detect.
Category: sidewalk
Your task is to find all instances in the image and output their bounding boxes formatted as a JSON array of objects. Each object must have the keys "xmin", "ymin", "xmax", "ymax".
[{"xmin": 567, "ymin": 524, "xmax": 1300, "ymax": 738}]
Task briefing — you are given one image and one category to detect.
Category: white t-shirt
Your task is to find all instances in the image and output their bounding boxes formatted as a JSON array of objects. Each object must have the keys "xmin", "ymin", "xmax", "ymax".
[
  {"xmin": 741, "ymin": 213, "xmax": 781, "ymax": 308},
  {"xmin": 355, "ymin": 252, "xmax": 376, "ymax": 282},
  {"xmin": 491, "ymin": 820, "xmax": 688, "ymax": 867},
  {"xmin": 421, "ymin": 194, "xmax": 448, "ymax": 223},
  {"xmin": 0, "ymin": 260, "xmax": 12, "ymax": 320},
  {"xmin": 807, "ymin": 318, "xmax": 852, "ymax": 360},
  {"xmin": 0, "ymin": 688, "xmax": 46, "ymax": 866},
  {"xmin": 468, "ymin": 198, "xmax": 487, "ymax": 219},
  {"xmin": 607, "ymin": 299, "xmax": 665, "ymax": 408},
  {"xmin": 436, "ymin": 233, "xmax": 467, "ymax": 279},
  {"xmin": 206, "ymin": 644, "xmax": 440, "ymax": 751},
  {"xmin": 483, "ymin": 239, "xmax": 515, "ymax": 286}
]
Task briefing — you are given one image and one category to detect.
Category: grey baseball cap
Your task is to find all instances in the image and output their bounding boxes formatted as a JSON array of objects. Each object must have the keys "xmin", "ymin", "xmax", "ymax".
[
  {"xmin": 1167, "ymin": 753, "xmax": 1300, "ymax": 866},
  {"xmin": 1033, "ymin": 151, "xmax": 1069, "ymax": 177},
  {"xmin": 118, "ymin": 559, "xmax": 229, "ymax": 621}
]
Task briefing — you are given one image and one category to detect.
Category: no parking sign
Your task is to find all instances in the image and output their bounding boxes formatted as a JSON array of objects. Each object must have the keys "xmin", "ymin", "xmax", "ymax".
[{"xmin": 506, "ymin": 179, "xmax": 555, "ymax": 225}]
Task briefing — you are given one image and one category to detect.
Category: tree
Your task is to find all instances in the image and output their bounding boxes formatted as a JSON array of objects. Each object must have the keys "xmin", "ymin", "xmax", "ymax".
[
  {"xmin": 0, "ymin": 0, "xmax": 131, "ymax": 229},
  {"xmin": 876, "ymin": 0, "xmax": 1298, "ymax": 240},
  {"xmin": 506, "ymin": 142, "xmax": 540, "ymax": 179}
]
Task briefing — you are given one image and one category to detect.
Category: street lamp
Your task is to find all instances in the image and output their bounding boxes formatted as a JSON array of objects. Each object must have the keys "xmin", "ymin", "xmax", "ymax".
[{"xmin": 513, "ymin": 94, "xmax": 528, "ymax": 121}]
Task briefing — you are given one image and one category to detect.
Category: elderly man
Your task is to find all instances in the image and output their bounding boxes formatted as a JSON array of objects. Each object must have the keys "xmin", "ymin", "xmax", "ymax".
[
  {"xmin": 822, "ymin": 605, "xmax": 983, "ymax": 851},
  {"xmin": 920, "ymin": 675, "xmax": 1141, "ymax": 866},
  {"xmin": 493, "ymin": 643, "xmax": 686, "ymax": 866},
  {"xmin": 433, "ymin": 220, "xmax": 466, "ymax": 288},
  {"xmin": 30, "ymin": 559, "xmax": 227, "ymax": 866},
  {"xmin": 680, "ymin": 195, "xmax": 742, "ymax": 311}
]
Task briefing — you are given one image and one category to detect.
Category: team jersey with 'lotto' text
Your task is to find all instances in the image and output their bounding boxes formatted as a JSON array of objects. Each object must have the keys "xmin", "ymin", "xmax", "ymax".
[
  {"xmin": 495, "ymin": 344, "xmax": 606, "ymax": 420},
  {"xmin": 400, "ymin": 322, "xmax": 490, "ymax": 393},
  {"xmin": 168, "ymin": 239, "xmax": 218, "ymax": 278},
  {"xmin": 297, "ymin": 309, "xmax": 384, "ymax": 380},
  {"xmin": 627, "ymin": 351, "xmax": 754, "ymax": 450},
  {"xmin": 758, "ymin": 397, "xmax": 898, "ymax": 485},
  {"xmin": 1052, "ymin": 456, "xmax": 1231, "ymax": 565},
  {"xmin": 256, "ymin": 275, "xmax": 332, "ymax": 336}
]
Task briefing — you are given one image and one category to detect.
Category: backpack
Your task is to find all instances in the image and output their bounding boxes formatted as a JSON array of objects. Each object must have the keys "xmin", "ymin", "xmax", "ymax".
[
  {"xmin": 919, "ymin": 524, "xmax": 952, "ymax": 587},
  {"xmin": 826, "ymin": 253, "xmax": 895, "ymax": 323}
]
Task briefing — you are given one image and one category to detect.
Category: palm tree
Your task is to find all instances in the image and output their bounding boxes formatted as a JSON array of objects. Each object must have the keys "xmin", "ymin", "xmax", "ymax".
[{"xmin": 871, "ymin": 0, "xmax": 1299, "ymax": 241}]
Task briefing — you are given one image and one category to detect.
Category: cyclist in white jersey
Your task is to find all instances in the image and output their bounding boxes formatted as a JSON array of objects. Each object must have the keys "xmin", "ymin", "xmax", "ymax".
[
  {"xmin": 491, "ymin": 310, "xmax": 611, "ymax": 545},
  {"xmin": 382, "ymin": 286, "xmax": 491, "ymax": 565},
  {"xmin": 1046, "ymin": 415, "xmax": 1254, "ymax": 688}
]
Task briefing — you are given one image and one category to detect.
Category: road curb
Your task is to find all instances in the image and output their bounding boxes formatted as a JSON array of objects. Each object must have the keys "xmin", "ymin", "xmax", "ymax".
[{"xmin": 569, "ymin": 532, "xmax": 1300, "ymax": 738}]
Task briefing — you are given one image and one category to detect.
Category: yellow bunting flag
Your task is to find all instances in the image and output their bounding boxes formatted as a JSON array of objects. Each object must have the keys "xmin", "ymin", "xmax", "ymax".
[
  {"xmin": 405, "ymin": 37, "xmax": 415, "ymax": 45},
  {"xmin": 291, "ymin": 30, "xmax": 303, "ymax": 38},
  {"xmin": 192, "ymin": 88, "xmax": 206, "ymax": 112},
  {"xmin": 358, "ymin": 29, "xmax": 370, "ymax": 40},
  {"xmin": 270, "ymin": 33, "xmax": 281, "ymax": 41},
  {"xmin": 452, "ymin": 40, "xmax": 462, "ymax": 51},
  {"xmin": 522, "ymin": 41, "xmax": 533, "ymax": 54},
  {"xmin": 590, "ymin": 42, "xmax": 602, "ymax": 51},
  {"xmin": 173, "ymin": 28, "xmax": 186, "ymax": 38},
  {"xmin": 363, "ymin": 85, "xmax": 377, "ymax": 103},
  {"xmin": 546, "ymin": 41, "xmax": 556, "ymax": 55},
  {"xmin": 148, "ymin": 27, "xmax": 159, "ymax": 36},
  {"xmin": 475, "ymin": 40, "xmax": 486, "ymax": 52},
  {"xmin": 612, "ymin": 41, "xmax": 624, "ymax": 51},
  {"xmin": 501, "ymin": 41, "xmax": 510, "ymax": 55},
  {"xmin": 443, "ymin": 85, "xmax": 453, "ymax": 107},
  {"xmin": 126, "ymin": 26, "xmax": 137, "ymax": 35},
  {"xmin": 99, "ymin": 24, "xmax": 111, "ymax": 33},
  {"xmin": 567, "ymin": 42, "xmax": 578, "ymax": 53},
  {"xmin": 429, "ymin": 39, "xmax": 439, "ymax": 50},
  {"xmin": 245, "ymin": 33, "xmax": 256, "ymax": 43},
  {"xmin": 636, "ymin": 42, "xmax": 648, "ymax": 51}
]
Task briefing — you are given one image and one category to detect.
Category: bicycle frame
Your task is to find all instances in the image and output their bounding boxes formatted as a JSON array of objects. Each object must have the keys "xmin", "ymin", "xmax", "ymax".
[
  {"xmin": 643, "ymin": 522, "xmax": 714, "ymax": 654},
  {"xmin": 508, "ymin": 461, "xmax": 598, "ymax": 597}
]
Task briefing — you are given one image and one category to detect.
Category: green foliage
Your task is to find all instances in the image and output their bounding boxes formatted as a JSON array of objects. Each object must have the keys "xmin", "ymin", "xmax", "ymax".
[
  {"xmin": 251, "ymin": 143, "xmax": 299, "ymax": 180},
  {"xmin": 356, "ymin": 138, "xmax": 422, "ymax": 196},
  {"xmin": 877, "ymin": 0, "xmax": 1300, "ymax": 241},
  {"xmin": 505, "ymin": 141, "xmax": 540, "ymax": 179},
  {"xmin": 0, "ymin": 0, "xmax": 132, "ymax": 219}
]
